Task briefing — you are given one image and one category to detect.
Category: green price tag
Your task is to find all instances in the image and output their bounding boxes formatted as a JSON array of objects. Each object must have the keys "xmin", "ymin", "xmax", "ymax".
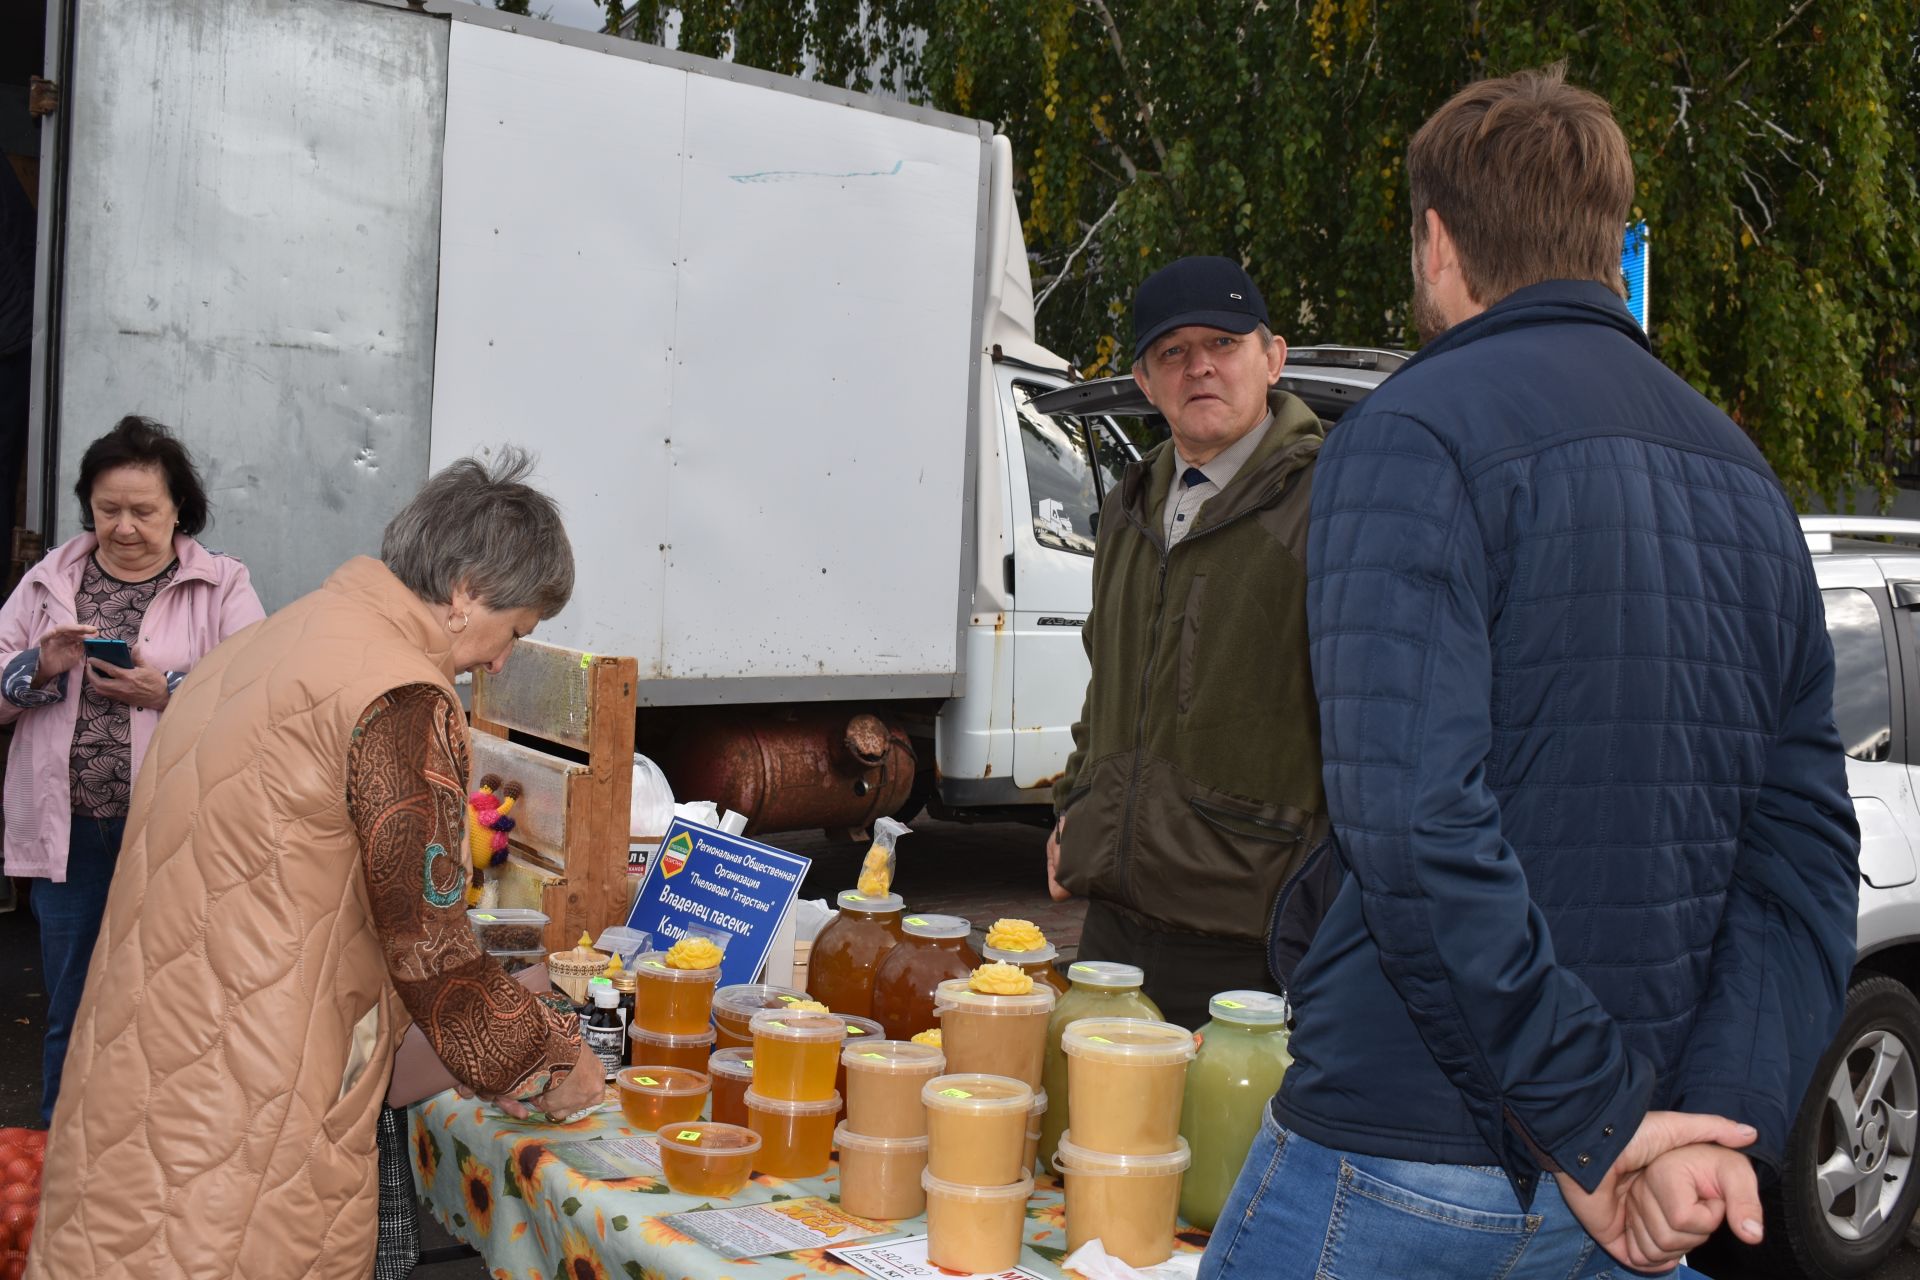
[
  {"xmin": 846, "ymin": 1026, "xmax": 867, "ymax": 1036},
  {"xmin": 742, "ymin": 1060, "xmax": 753, "ymax": 1069},
  {"xmin": 768, "ymin": 1021, "xmax": 788, "ymax": 1030},
  {"xmin": 1217, "ymin": 999, "xmax": 1246, "ymax": 1009},
  {"xmin": 860, "ymin": 1052, "xmax": 886, "ymax": 1061},
  {"xmin": 777, "ymin": 995, "xmax": 801, "ymax": 1004},
  {"xmin": 475, "ymin": 913, "xmax": 498, "ymax": 921},
  {"xmin": 906, "ymin": 917, "xmax": 928, "ymax": 926},
  {"xmin": 676, "ymin": 1130, "xmax": 702, "ymax": 1143},
  {"xmin": 636, "ymin": 1076, "xmax": 659, "ymax": 1086},
  {"xmin": 644, "ymin": 961, "xmax": 667, "ymax": 971},
  {"xmin": 1089, "ymin": 1036, "xmax": 1114, "ymax": 1045},
  {"xmin": 938, "ymin": 1088, "xmax": 973, "ymax": 1099}
]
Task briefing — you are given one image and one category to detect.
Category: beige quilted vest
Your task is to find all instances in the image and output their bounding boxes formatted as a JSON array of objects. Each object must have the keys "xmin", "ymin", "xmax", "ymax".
[{"xmin": 28, "ymin": 557, "xmax": 461, "ymax": 1280}]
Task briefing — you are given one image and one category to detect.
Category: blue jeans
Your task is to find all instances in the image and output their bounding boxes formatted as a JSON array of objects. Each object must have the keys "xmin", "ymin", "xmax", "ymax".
[
  {"xmin": 32, "ymin": 814, "xmax": 125, "ymax": 1124},
  {"xmin": 1198, "ymin": 1112, "xmax": 1713, "ymax": 1280}
]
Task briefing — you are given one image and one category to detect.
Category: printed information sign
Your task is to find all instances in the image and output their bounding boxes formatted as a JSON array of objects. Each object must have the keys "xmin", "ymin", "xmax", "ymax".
[{"xmin": 623, "ymin": 817, "xmax": 810, "ymax": 988}]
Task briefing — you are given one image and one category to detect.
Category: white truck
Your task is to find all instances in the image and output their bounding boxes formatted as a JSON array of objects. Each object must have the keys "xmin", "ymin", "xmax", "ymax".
[{"xmin": 24, "ymin": 0, "xmax": 1138, "ymax": 834}]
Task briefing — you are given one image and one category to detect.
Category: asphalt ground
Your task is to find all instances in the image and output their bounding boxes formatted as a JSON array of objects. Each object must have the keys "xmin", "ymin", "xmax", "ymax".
[{"xmin": 4, "ymin": 818, "xmax": 1918, "ymax": 1278}]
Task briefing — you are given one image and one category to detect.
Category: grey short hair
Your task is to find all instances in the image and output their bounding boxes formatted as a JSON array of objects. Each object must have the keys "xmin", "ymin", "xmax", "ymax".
[{"xmin": 381, "ymin": 447, "xmax": 575, "ymax": 618}]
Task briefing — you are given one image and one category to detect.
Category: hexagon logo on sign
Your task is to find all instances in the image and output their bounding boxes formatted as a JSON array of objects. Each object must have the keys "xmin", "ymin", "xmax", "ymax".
[{"xmin": 661, "ymin": 830, "xmax": 694, "ymax": 879}]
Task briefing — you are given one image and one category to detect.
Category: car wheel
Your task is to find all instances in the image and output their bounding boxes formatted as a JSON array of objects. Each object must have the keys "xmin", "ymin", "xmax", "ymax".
[{"xmin": 1742, "ymin": 974, "xmax": 1920, "ymax": 1278}]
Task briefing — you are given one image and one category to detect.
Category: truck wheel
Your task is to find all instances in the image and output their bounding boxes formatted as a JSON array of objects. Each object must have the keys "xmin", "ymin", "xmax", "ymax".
[
  {"xmin": 1724, "ymin": 974, "xmax": 1920, "ymax": 1278},
  {"xmin": 892, "ymin": 767, "xmax": 935, "ymax": 824}
]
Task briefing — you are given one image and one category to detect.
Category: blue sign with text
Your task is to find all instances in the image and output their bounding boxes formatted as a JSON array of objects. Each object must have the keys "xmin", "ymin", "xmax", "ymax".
[{"xmin": 623, "ymin": 818, "xmax": 811, "ymax": 989}]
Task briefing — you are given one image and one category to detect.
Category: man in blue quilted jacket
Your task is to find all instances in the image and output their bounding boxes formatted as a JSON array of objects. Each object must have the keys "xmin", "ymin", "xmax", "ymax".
[{"xmin": 1198, "ymin": 67, "xmax": 1860, "ymax": 1279}]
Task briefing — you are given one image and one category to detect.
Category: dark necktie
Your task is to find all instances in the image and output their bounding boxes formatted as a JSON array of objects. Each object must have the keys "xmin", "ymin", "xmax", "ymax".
[{"xmin": 1182, "ymin": 467, "xmax": 1209, "ymax": 489}]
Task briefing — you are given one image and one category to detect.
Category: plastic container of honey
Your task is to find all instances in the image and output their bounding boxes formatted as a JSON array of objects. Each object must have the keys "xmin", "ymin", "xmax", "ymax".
[
  {"xmin": 922, "ymin": 1171, "xmax": 1034, "ymax": 1273},
  {"xmin": 921, "ymin": 1073, "xmax": 1033, "ymax": 1185},
  {"xmin": 981, "ymin": 942, "xmax": 1069, "ymax": 996},
  {"xmin": 615, "ymin": 1066, "xmax": 709, "ymax": 1132},
  {"xmin": 1025, "ymin": 1089, "xmax": 1047, "ymax": 1173},
  {"xmin": 834, "ymin": 1124, "xmax": 930, "ymax": 1220},
  {"xmin": 806, "ymin": 891, "xmax": 906, "ymax": 1018},
  {"xmin": 869, "ymin": 915, "xmax": 980, "ymax": 1041},
  {"xmin": 1039, "ymin": 962, "xmax": 1163, "ymax": 1171},
  {"xmin": 745, "ymin": 1089, "xmax": 841, "ymax": 1179},
  {"xmin": 750, "ymin": 1009, "xmax": 845, "ymax": 1102},
  {"xmin": 656, "ymin": 1120, "xmax": 762, "ymax": 1199},
  {"xmin": 834, "ymin": 1014, "xmax": 883, "ymax": 1109},
  {"xmin": 934, "ymin": 979, "xmax": 1055, "ymax": 1091},
  {"xmin": 1055, "ymin": 1133, "xmax": 1191, "ymax": 1268},
  {"xmin": 842, "ymin": 1040, "xmax": 945, "ymax": 1138},
  {"xmin": 633, "ymin": 952, "xmax": 722, "ymax": 1035},
  {"xmin": 707, "ymin": 1046, "xmax": 756, "ymax": 1128},
  {"xmin": 626, "ymin": 1024, "xmax": 717, "ymax": 1074},
  {"xmin": 712, "ymin": 983, "xmax": 809, "ymax": 1052},
  {"xmin": 1062, "ymin": 1020, "xmax": 1195, "ymax": 1155}
]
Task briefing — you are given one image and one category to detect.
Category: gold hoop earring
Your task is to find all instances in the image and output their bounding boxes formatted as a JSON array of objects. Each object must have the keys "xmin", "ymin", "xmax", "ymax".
[{"xmin": 448, "ymin": 612, "xmax": 470, "ymax": 635}]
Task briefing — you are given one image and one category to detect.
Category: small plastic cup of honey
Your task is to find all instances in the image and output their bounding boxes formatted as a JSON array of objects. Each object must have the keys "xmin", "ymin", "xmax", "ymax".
[
  {"xmin": 615, "ymin": 1066, "xmax": 709, "ymax": 1132},
  {"xmin": 841, "ymin": 1040, "xmax": 945, "ymax": 1138},
  {"xmin": 707, "ymin": 1046, "xmax": 756, "ymax": 1128},
  {"xmin": 921, "ymin": 1073, "xmax": 1033, "ymax": 1186},
  {"xmin": 745, "ymin": 1089, "xmax": 841, "ymax": 1179},
  {"xmin": 750, "ymin": 1009, "xmax": 845, "ymax": 1102},
  {"xmin": 626, "ymin": 1024, "xmax": 717, "ymax": 1074},
  {"xmin": 632, "ymin": 952, "xmax": 722, "ymax": 1035},
  {"xmin": 922, "ymin": 1170, "xmax": 1035, "ymax": 1273},
  {"xmin": 655, "ymin": 1120, "xmax": 762, "ymax": 1199}
]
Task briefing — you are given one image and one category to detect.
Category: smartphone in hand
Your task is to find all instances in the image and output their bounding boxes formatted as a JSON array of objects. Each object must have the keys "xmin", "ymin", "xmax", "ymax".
[{"xmin": 82, "ymin": 637, "xmax": 135, "ymax": 669}]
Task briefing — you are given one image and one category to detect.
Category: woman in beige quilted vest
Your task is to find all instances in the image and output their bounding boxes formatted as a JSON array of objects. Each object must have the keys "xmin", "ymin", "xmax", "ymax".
[{"xmin": 27, "ymin": 449, "xmax": 602, "ymax": 1280}]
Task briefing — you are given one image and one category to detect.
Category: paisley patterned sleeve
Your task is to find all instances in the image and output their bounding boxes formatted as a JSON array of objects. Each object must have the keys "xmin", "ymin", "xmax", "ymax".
[{"xmin": 347, "ymin": 684, "xmax": 583, "ymax": 1101}]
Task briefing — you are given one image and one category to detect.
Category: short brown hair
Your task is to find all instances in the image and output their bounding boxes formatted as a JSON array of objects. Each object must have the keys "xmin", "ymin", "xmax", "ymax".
[{"xmin": 1408, "ymin": 64, "xmax": 1633, "ymax": 304}]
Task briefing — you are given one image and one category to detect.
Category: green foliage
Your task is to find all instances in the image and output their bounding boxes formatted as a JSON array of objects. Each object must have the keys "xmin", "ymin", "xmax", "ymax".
[{"xmin": 600, "ymin": 1, "xmax": 1919, "ymax": 507}]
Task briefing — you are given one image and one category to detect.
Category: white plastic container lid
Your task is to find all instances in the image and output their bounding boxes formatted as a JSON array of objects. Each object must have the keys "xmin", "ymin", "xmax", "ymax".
[
  {"xmin": 1064, "ymin": 961, "xmax": 1146, "ymax": 989},
  {"xmin": 1055, "ymin": 1132, "xmax": 1191, "ymax": 1176},
  {"xmin": 921, "ymin": 1073, "xmax": 1033, "ymax": 1115},
  {"xmin": 834, "ymin": 1122, "xmax": 930, "ymax": 1154},
  {"xmin": 744, "ymin": 1089, "xmax": 843, "ymax": 1117},
  {"xmin": 1029, "ymin": 1088, "xmax": 1048, "ymax": 1120},
  {"xmin": 841, "ymin": 1040, "xmax": 946, "ymax": 1074},
  {"xmin": 627, "ymin": 1024, "xmax": 719, "ymax": 1048},
  {"xmin": 712, "ymin": 983, "xmax": 809, "ymax": 1021},
  {"xmin": 749, "ymin": 1008, "xmax": 847, "ymax": 1043},
  {"xmin": 707, "ymin": 1046, "xmax": 756, "ymax": 1082},
  {"xmin": 467, "ymin": 907, "xmax": 549, "ymax": 925},
  {"xmin": 635, "ymin": 951, "xmax": 724, "ymax": 981},
  {"xmin": 920, "ymin": 1170, "xmax": 1035, "ymax": 1201},
  {"xmin": 840, "ymin": 1015, "xmax": 884, "ymax": 1043},
  {"xmin": 616, "ymin": 1066, "xmax": 708, "ymax": 1097},
  {"xmin": 837, "ymin": 890, "xmax": 905, "ymax": 914},
  {"xmin": 1208, "ymin": 990, "xmax": 1290, "ymax": 1026},
  {"xmin": 1061, "ymin": 1019, "xmax": 1197, "ymax": 1065},
  {"xmin": 900, "ymin": 914, "xmax": 971, "ymax": 940},
  {"xmin": 983, "ymin": 942, "xmax": 1060, "ymax": 966},
  {"xmin": 591, "ymin": 983, "xmax": 620, "ymax": 1008},
  {"xmin": 656, "ymin": 1119, "xmax": 760, "ymax": 1159},
  {"xmin": 933, "ymin": 978, "xmax": 1056, "ymax": 1017}
]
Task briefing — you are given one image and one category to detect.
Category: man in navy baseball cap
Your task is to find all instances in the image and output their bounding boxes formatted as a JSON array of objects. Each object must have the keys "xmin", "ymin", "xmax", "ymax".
[{"xmin": 1045, "ymin": 254, "xmax": 1328, "ymax": 1029}]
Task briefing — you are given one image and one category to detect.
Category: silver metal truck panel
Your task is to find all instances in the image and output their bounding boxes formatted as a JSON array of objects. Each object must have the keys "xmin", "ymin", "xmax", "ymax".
[{"xmin": 44, "ymin": 0, "xmax": 447, "ymax": 608}]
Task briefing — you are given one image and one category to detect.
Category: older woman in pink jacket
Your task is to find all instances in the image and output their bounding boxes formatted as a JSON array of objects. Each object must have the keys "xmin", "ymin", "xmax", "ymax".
[{"xmin": 0, "ymin": 415, "xmax": 263, "ymax": 1121}]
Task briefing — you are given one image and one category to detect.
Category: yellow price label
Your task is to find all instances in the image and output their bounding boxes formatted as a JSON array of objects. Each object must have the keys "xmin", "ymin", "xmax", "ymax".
[
  {"xmin": 845, "ymin": 1026, "xmax": 867, "ymax": 1035},
  {"xmin": 1217, "ymin": 999, "xmax": 1245, "ymax": 1009},
  {"xmin": 860, "ymin": 1052, "xmax": 886, "ymax": 1060},
  {"xmin": 938, "ymin": 1088, "xmax": 972, "ymax": 1099},
  {"xmin": 906, "ymin": 917, "xmax": 928, "ymax": 926},
  {"xmin": 676, "ymin": 1130, "xmax": 702, "ymax": 1143},
  {"xmin": 636, "ymin": 1076, "xmax": 659, "ymax": 1086},
  {"xmin": 1089, "ymin": 1036, "xmax": 1114, "ymax": 1045}
]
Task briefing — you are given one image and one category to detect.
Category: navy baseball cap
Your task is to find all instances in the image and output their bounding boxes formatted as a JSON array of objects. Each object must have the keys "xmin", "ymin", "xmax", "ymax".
[{"xmin": 1132, "ymin": 256, "xmax": 1269, "ymax": 360}]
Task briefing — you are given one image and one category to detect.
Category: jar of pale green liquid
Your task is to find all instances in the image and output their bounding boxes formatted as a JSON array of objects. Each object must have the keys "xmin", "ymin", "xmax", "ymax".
[
  {"xmin": 1036, "ymin": 961, "xmax": 1163, "ymax": 1172},
  {"xmin": 1177, "ymin": 990, "xmax": 1292, "ymax": 1230}
]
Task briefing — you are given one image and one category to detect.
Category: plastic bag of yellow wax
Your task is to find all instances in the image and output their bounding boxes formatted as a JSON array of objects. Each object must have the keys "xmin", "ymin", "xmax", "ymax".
[
  {"xmin": 968, "ymin": 961, "xmax": 1035, "ymax": 995},
  {"xmin": 984, "ymin": 919, "xmax": 1048, "ymax": 954},
  {"xmin": 856, "ymin": 816, "xmax": 913, "ymax": 896}
]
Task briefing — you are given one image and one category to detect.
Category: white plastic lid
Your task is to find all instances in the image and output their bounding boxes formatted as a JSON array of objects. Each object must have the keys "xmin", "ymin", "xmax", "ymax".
[
  {"xmin": 591, "ymin": 984, "xmax": 620, "ymax": 1008},
  {"xmin": 749, "ymin": 1009, "xmax": 846, "ymax": 1043},
  {"xmin": 636, "ymin": 951, "xmax": 724, "ymax": 981},
  {"xmin": 933, "ymin": 978, "xmax": 1056, "ymax": 1016},
  {"xmin": 616, "ymin": 1066, "xmax": 708, "ymax": 1096},
  {"xmin": 1055, "ymin": 1132, "xmax": 1191, "ymax": 1176},
  {"xmin": 627, "ymin": 1024, "xmax": 719, "ymax": 1048},
  {"xmin": 983, "ymin": 943, "xmax": 1060, "ymax": 966},
  {"xmin": 840, "ymin": 1015, "xmax": 884, "ymax": 1042},
  {"xmin": 841, "ymin": 1040, "xmax": 946, "ymax": 1074},
  {"xmin": 713, "ymin": 984, "xmax": 809, "ymax": 1020},
  {"xmin": 1065, "ymin": 961, "xmax": 1146, "ymax": 989},
  {"xmin": 1030, "ymin": 1088, "xmax": 1048, "ymax": 1119},
  {"xmin": 467, "ymin": 908, "xmax": 549, "ymax": 925},
  {"xmin": 921, "ymin": 1073, "xmax": 1033, "ymax": 1115},
  {"xmin": 1209, "ymin": 990, "xmax": 1290, "ymax": 1026},
  {"xmin": 921, "ymin": 1170, "xmax": 1035, "ymax": 1202},
  {"xmin": 837, "ymin": 890, "xmax": 905, "ymax": 914},
  {"xmin": 834, "ymin": 1122, "xmax": 929, "ymax": 1154},
  {"xmin": 744, "ymin": 1089, "xmax": 842, "ymax": 1117},
  {"xmin": 900, "ymin": 914, "xmax": 971, "ymax": 940},
  {"xmin": 707, "ymin": 1047, "xmax": 755, "ymax": 1081},
  {"xmin": 655, "ymin": 1120, "xmax": 760, "ymax": 1159},
  {"xmin": 1061, "ymin": 1019, "xmax": 1197, "ymax": 1065}
]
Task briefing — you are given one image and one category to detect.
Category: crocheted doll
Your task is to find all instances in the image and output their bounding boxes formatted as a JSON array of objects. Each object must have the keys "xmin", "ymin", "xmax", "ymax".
[{"xmin": 466, "ymin": 773, "xmax": 523, "ymax": 909}]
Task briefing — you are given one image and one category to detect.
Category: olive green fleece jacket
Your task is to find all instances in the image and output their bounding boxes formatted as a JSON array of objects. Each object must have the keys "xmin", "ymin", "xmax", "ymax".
[{"xmin": 1052, "ymin": 388, "xmax": 1326, "ymax": 944}]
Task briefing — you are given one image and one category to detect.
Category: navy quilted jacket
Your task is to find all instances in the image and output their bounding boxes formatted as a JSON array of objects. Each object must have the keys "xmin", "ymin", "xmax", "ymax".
[{"xmin": 1272, "ymin": 280, "xmax": 1860, "ymax": 1204}]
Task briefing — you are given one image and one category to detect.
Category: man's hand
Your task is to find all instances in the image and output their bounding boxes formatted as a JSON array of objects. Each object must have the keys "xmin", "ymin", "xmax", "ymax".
[
  {"xmin": 87, "ymin": 648, "xmax": 171, "ymax": 710},
  {"xmin": 1046, "ymin": 815, "xmax": 1071, "ymax": 902},
  {"xmin": 534, "ymin": 1043, "xmax": 606, "ymax": 1121},
  {"xmin": 1556, "ymin": 1111, "xmax": 1758, "ymax": 1273},
  {"xmin": 1623, "ymin": 1142, "xmax": 1764, "ymax": 1264}
]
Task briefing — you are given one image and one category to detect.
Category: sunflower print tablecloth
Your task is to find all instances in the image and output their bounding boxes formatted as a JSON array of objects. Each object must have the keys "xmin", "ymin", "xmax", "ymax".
[{"xmin": 409, "ymin": 1090, "xmax": 1211, "ymax": 1280}]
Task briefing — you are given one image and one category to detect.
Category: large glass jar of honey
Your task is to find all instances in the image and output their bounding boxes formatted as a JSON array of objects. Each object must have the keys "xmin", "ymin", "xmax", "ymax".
[
  {"xmin": 869, "ymin": 914, "xmax": 979, "ymax": 1041},
  {"xmin": 806, "ymin": 891, "xmax": 906, "ymax": 1018}
]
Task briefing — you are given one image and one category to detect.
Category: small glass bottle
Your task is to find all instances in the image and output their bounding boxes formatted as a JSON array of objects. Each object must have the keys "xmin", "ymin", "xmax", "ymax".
[
  {"xmin": 1177, "ymin": 990, "xmax": 1292, "ymax": 1230},
  {"xmin": 1036, "ymin": 961, "xmax": 1163, "ymax": 1172},
  {"xmin": 869, "ymin": 914, "xmax": 980, "ymax": 1041},
  {"xmin": 582, "ymin": 979, "xmax": 626, "ymax": 1081},
  {"xmin": 807, "ymin": 890, "xmax": 907, "ymax": 1018}
]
